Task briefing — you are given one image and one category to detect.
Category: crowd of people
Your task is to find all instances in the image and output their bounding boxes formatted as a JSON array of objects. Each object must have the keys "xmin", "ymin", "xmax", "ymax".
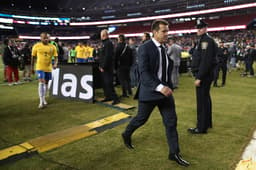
[{"xmin": 1, "ymin": 29, "xmax": 255, "ymax": 88}]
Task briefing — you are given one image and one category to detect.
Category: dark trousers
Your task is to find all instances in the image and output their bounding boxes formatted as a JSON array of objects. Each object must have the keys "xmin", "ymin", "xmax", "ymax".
[
  {"xmin": 130, "ymin": 64, "xmax": 139, "ymax": 88},
  {"xmin": 214, "ymin": 63, "xmax": 227, "ymax": 85},
  {"xmin": 101, "ymin": 70, "xmax": 118, "ymax": 101},
  {"xmin": 118, "ymin": 67, "xmax": 132, "ymax": 96},
  {"xmin": 71, "ymin": 57, "xmax": 76, "ymax": 63},
  {"xmin": 124, "ymin": 96, "xmax": 180, "ymax": 155},
  {"xmin": 196, "ymin": 76, "xmax": 213, "ymax": 131},
  {"xmin": 246, "ymin": 60, "xmax": 254, "ymax": 76}
]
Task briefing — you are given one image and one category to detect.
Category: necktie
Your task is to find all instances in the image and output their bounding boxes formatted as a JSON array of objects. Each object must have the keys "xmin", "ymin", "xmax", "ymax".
[{"xmin": 160, "ymin": 45, "xmax": 167, "ymax": 83}]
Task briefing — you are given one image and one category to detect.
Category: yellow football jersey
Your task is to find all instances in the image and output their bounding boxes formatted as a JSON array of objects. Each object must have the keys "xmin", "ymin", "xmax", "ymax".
[
  {"xmin": 84, "ymin": 46, "xmax": 94, "ymax": 59},
  {"xmin": 75, "ymin": 45, "xmax": 85, "ymax": 59},
  {"xmin": 32, "ymin": 42, "xmax": 58, "ymax": 72}
]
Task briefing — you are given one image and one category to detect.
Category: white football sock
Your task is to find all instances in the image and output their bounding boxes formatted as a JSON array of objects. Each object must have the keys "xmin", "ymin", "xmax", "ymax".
[
  {"xmin": 38, "ymin": 82, "xmax": 45, "ymax": 105},
  {"xmin": 43, "ymin": 84, "xmax": 48, "ymax": 104}
]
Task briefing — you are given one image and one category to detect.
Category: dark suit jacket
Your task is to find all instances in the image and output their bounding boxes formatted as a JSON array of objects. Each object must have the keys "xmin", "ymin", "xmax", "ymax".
[
  {"xmin": 135, "ymin": 40, "xmax": 174, "ymax": 102},
  {"xmin": 99, "ymin": 38, "xmax": 114, "ymax": 71},
  {"xmin": 115, "ymin": 42, "xmax": 133, "ymax": 70}
]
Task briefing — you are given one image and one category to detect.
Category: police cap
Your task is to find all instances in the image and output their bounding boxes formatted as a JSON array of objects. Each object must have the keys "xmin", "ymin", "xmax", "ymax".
[{"xmin": 196, "ymin": 19, "xmax": 208, "ymax": 29}]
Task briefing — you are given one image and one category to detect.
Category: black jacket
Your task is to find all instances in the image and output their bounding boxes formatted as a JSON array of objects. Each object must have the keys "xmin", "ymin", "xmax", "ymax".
[
  {"xmin": 115, "ymin": 42, "xmax": 133, "ymax": 69},
  {"xmin": 135, "ymin": 40, "xmax": 173, "ymax": 102},
  {"xmin": 99, "ymin": 38, "xmax": 114, "ymax": 71},
  {"xmin": 191, "ymin": 33, "xmax": 218, "ymax": 80},
  {"xmin": 3, "ymin": 46, "xmax": 19, "ymax": 67},
  {"xmin": 217, "ymin": 47, "xmax": 229, "ymax": 65},
  {"xmin": 20, "ymin": 47, "xmax": 31, "ymax": 65}
]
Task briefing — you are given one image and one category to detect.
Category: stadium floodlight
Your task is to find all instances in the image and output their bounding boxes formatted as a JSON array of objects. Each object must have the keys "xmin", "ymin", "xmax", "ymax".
[
  {"xmin": 12, "ymin": 15, "xmax": 69, "ymax": 22},
  {"xmin": 70, "ymin": 2, "xmax": 256, "ymax": 26},
  {"xmin": 13, "ymin": 20, "xmax": 26, "ymax": 24},
  {"xmin": 0, "ymin": 24, "xmax": 14, "ymax": 29},
  {"xmin": 18, "ymin": 35, "xmax": 90, "ymax": 40},
  {"xmin": 0, "ymin": 18, "xmax": 13, "ymax": 24},
  {"xmin": 18, "ymin": 25, "xmax": 246, "ymax": 40}
]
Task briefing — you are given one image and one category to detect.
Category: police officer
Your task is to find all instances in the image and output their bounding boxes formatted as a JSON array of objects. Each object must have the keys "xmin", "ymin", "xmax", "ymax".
[
  {"xmin": 213, "ymin": 41, "xmax": 229, "ymax": 87},
  {"xmin": 188, "ymin": 19, "xmax": 218, "ymax": 134}
]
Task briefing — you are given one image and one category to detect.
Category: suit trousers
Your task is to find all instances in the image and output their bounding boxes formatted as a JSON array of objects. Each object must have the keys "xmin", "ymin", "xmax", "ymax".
[
  {"xmin": 124, "ymin": 95, "xmax": 180, "ymax": 154},
  {"xmin": 196, "ymin": 76, "xmax": 213, "ymax": 131},
  {"xmin": 214, "ymin": 63, "xmax": 227, "ymax": 85},
  {"xmin": 101, "ymin": 70, "xmax": 118, "ymax": 101},
  {"xmin": 118, "ymin": 67, "xmax": 132, "ymax": 96},
  {"xmin": 171, "ymin": 65, "xmax": 180, "ymax": 88},
  {"xmin": 130, "ymin": 64, "xmax": 139, "ymax": 88}
]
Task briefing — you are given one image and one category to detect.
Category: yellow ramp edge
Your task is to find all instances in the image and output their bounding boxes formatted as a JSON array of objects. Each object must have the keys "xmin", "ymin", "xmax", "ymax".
[
  {"xmin": 85, "ymin": 112, "xmax": 131, "ymax": 129},
  {"xmin": 29, "ymin": 126, "xmax": 97, "ymax": 153},
  {"xmin": 0, "ymin": 142, "xmax": 34, "ymax": 160},
  {"xmin": 29, "ymin": 112, "xmax": 130, "ymax": 153},
  {"xmin": 0, "ymin": 112, "xmax": 131, "ymax": 159},
  {"xmin": 95, "ymin": 98, "xmax": 135, "ymax": 109}
]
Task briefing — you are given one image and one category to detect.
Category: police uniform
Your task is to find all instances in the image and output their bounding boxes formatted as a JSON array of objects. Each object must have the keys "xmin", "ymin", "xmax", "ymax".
[
  {"xmin": 213, "ymin": 43, "xmax": 229, "ymax": 86},
  {"xmin": 189, "ymin": 19, "xmax": 218, "ymax": 134}
]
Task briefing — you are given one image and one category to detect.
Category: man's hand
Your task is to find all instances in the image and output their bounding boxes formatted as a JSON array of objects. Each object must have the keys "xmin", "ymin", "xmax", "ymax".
[
  {"xmin": 160, "ymin": 86, "xmax": 173, "ymax": 97},
  {"xmin": 99, "ymin": 67, "xmax": 104, "ymax": 72},
  {"xmin": 31, "ymin": 66, "xmax": 35, "ymax": 75},
  {"xmin": 31, "ymin": 69, "xmax": 35, "ymax": 75},
  {"xmin": 194, "ymin": 79, "xmax": 201, "ymax": 87},
  {"xmin": 53, "ymin": 64, "xmax": 57, "ymax": 69}
]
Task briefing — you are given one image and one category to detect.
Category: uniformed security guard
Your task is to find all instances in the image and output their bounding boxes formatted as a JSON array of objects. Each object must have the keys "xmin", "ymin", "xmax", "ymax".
[
  {"xmin": 213, "ymin": 41, "xmax": 229, "ymax": 87},
  {"xmin": 188, "ymin": 19, "xmax": 218, "ymax": 134}
]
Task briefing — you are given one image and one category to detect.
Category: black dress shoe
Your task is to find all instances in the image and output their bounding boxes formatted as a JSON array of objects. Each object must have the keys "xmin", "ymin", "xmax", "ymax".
[
  {"xmin": 169, "ymin": 154, "xmax": 190, "ymax": 167},
  {"xmin": 121, "ymin": 133, "xmax": 134, "ymax": 149},
  {"xmin": 187, "ymin": 127, "xmax": 207, "ymax": 134},
  {"xmin": 112, "ymin": 99, "xmax": 120, "ymax": 105},
  {"xmin": 120, "ymin": 94, "xmax": 129, "ymax": 98},
  {"xmin": 100, "ymin": 98, "xmax": 112, "ymax": 102}
]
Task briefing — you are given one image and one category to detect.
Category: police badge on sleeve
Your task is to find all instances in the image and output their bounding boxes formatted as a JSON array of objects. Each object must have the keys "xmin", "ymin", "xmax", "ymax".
[{"xmin": 201, "ymin": 42, "xmax": 208, "ymax": 50}]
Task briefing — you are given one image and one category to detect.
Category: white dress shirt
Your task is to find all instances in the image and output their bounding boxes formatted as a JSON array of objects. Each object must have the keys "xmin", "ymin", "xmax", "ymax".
[{"xmin": 151, "ymin": 38, "xmax": 169, "ymax": 92}]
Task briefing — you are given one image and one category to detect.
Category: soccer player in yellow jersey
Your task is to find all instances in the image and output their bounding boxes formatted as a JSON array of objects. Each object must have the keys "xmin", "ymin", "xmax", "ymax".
[
  {"xmin": 83, "ymin": 42, "xmax": 93, "ymax": 61},
  {"xmin": 75, "ymin": 42, "xmax": 86, "ymax": 63},
  {"xmin": 31, "ymin": 32, "xmax": 58, "ymax": 109}
]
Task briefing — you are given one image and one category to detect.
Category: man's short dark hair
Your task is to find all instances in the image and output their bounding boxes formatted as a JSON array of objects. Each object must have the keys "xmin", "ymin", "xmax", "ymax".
[
  {"xmin": 128, "ymin": 37, "xmax": 135, "ymax": 41},
  {"xmin": 118, "ymin": 34, "xmax": 125, "ymax": 43},
  {"xmin": 151, "ymin": 19, "xmax": 169, "ymax": 32},
  {"xmin": 40, "ymin": 32, "xmax": 49, "ymax": 36},
  {"xmin": 3, "ymin": 38, "xmax": 9, "ymax": 46},
  {"xmin": 168, "ymin": 37, "xmax": 176, "ymax": 43},
  {"xmin": 144, "ymin": 32, "xmax": 151, "ymax": 40}
]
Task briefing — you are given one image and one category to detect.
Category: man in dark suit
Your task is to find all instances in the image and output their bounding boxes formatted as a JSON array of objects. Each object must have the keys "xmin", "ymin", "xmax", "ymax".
[
  {"xmin": 115, "ymin": 34, "xmax": 133, "ymax": 97},
  {"xmin": 99, "ymin": 29, "xmax": 120, "ymax": 105},
  {"xmin": 213, "ymin": 41, "xmax": 229, "ymax": 87},
  {"xmin": 189, "ymin": 19, "xmax": 218, "ymax": 134},
  {"xmin": 121, "ymin": 19, "xmax": 189, "ymax": 167}
]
